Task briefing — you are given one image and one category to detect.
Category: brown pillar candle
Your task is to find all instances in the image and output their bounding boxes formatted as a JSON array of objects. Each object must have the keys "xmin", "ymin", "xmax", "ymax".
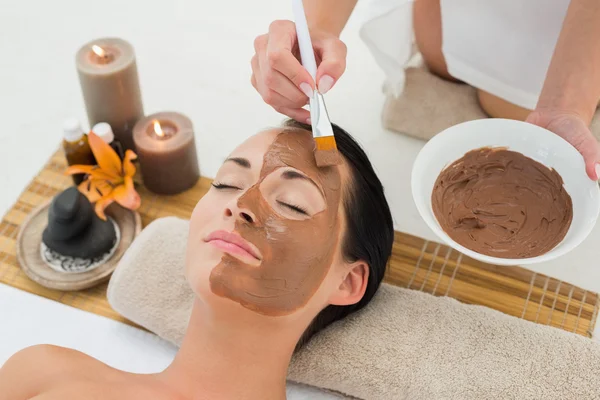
[
  {"xmin": 76, "ymin": 37, "xmax": 144, "ymax": 152},
  {"xmin": 133, "ymin": 112, "xmax": 200, "ymax": 195}
]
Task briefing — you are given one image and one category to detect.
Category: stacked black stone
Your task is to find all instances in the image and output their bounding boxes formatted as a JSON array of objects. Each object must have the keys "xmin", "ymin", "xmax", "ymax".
[{"xmin": 42, "ymin": 187, "xmax": 116, "ymax": 260}]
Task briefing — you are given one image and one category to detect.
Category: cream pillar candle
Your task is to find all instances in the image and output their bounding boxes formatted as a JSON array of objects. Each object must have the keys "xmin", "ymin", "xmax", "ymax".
[
  {"xmin": 133, "ymin": 112, "xmax": 200, "ymax": 195},
  {"xmin": 76, "ymin": 37, "xmax": 144, "ymax": 152}
]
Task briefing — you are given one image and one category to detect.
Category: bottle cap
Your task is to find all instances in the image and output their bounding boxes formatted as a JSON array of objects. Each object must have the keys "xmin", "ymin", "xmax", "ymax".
[
  {"xmin": 63, "ymin": 118, "xmax": 84, "ymax": 142},
  {"xmin": 92, "ymin": 122, "xmax": 114, "ymax": 144}
]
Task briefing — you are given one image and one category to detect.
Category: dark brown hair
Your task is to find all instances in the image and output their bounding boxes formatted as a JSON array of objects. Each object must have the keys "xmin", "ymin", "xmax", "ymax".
[{"xmin": 283, "ymin": 120, "xmax": 394, "ymax": 351}]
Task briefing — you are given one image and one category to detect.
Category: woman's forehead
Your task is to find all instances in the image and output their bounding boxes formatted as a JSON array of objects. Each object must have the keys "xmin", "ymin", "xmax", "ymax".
[
  {"xmin": 228, "ymin": 128, "xmax": 313, "ymax": 169},
  {"xmin": 227, "ymin": 127, "xmax": 350, "ymax": 190},
  {"xmin": 227, "ymin": 128, "xmax": 281, "ymax": 167}
]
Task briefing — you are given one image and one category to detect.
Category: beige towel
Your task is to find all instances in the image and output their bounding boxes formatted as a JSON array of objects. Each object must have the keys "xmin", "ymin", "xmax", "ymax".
[
  {"xmin": 107, "ymin": 217, "xmax": 600, "ymax": 399},
  {"xmin": 383, "ymin": 64, "xmax": 600, "ymax": 142}
]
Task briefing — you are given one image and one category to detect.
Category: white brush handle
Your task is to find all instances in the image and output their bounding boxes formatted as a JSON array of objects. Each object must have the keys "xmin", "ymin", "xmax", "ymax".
[{"xmin": 292, "ymin": 0, "xmax": 317, "ymax": 81}]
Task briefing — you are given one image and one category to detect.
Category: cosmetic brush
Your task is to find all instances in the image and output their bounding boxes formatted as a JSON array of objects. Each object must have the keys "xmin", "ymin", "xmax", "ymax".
[{"xmin": 292, "ymin": 0, "xmax": 341, "ymax": 167}]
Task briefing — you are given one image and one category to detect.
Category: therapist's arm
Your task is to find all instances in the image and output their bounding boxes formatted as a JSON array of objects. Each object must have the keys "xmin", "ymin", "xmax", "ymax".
[
  {"xmin": 250, "ymin": 0, "xmax": 358, "ymax": 122},
  {"xmin": 528, "ymin": 0, "xmax": 600, "ymax": 180}
]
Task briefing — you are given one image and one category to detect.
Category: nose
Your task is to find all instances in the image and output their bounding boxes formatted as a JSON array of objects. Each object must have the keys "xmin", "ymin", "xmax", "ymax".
[{"xmin": 225, "ymin": 201, "xmax": 256, "ymax": 224}]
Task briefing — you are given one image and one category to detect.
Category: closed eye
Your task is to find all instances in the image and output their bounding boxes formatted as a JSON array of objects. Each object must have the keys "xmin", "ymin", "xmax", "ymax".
[
  {"xmin": 211, "ymin": 182, "xmax": 242, "ymax": 190},
  {"xmin": 277, "ymin": 200, "xmax": 308, "ymax": 215}
]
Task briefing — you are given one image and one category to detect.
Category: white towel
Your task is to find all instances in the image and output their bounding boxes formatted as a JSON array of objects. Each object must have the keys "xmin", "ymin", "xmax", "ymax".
[{"xmin": 107, "ymin": 217, "xmax": 600, "ymax": 399}]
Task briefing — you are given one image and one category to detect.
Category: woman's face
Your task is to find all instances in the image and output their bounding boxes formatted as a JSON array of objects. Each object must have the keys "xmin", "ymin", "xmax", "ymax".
[{"xmin": 185, "ymin": 128, "xmax": 351, "ymax": 318}]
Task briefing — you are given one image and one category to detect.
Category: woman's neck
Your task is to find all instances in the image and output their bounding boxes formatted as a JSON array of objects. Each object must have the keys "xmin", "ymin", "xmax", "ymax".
[{"xmin": 159, "ymin": 299, "xmax": 297, "ymax": 400}]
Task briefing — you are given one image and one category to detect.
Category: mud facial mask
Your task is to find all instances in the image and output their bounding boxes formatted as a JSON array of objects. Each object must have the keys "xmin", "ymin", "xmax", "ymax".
[
  {"xmin": 431, "ymin": 147, "xmax": 573, "ymax": 259},
  {"xmin": 210, "ymin": 130, "xmax": 342, "ymax": 316}
]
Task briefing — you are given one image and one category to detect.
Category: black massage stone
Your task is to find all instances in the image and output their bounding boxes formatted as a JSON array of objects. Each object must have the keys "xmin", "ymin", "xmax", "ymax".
[
  {"xmin": 46, "ymin": 187, "xmax": 93, "ymax": 240},
  {"xmin": 42, "ymin": 187, "xmax": 116, "ymax": 259}
]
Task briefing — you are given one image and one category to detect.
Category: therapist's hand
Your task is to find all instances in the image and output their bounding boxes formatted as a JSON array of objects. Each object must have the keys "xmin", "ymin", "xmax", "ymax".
[
  {"xmin": 251, "ymin": 20, "xmax": 347, "ymax": 122},
  {"xmin": 527, "ymin": 109, "xmax": 600, "ymax": 181}
]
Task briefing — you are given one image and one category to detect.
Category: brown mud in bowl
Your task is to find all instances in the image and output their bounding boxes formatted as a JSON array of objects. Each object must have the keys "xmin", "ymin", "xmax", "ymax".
[{"xmin": 431, "ymin": 147, "xmax": 573, "ymax": 259}]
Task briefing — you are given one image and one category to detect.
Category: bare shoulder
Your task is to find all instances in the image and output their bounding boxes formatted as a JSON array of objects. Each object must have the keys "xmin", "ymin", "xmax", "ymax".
[
  {"xmin": 1, "ymin": 345, "xmax": 182, "ymax": 400},
  {"xmin": 2, "ymin": 343, "xmax": 109, "ymax": 375},
  {"xmin": 0, "ymin": 344, "xmax": 115, "ymax": 400}
]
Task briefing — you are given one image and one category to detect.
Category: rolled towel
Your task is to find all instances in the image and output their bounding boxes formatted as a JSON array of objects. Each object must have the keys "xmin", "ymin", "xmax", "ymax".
[
  {"xmin": 383, "ymin": 64, "xmax": 600, "ymax": 143},
  {"xmin": 107, "ymin": 217, "xmax": 600, "ymax": 399}
]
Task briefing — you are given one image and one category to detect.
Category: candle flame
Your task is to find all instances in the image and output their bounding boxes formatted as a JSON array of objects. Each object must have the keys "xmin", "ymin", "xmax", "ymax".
[
  {"xmin": 92, "ymin": 45, "xmax": 106, "ymax": 57},
  {"xmin": 153, "ymin": 121, "xmax": 165, "ymax": 138}
]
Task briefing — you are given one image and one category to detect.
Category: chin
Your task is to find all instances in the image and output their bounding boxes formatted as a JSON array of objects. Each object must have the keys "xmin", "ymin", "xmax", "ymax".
[
  {"xmin": 183, "ymin": 245, "xmax": 242, "ymax": 311},
  {"xmin": 185, "ymin": 266, "xmax": 265, "ymax": 322}
]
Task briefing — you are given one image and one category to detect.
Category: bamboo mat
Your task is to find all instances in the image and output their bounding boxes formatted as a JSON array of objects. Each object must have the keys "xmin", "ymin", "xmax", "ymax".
[{"xmin": 0, "ymin": 149, "xmax": 598, "ymax": 337}]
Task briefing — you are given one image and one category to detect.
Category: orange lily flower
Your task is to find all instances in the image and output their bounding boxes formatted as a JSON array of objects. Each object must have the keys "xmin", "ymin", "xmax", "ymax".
[{"xmin": 65, "ymin": 132, "xmax": 141, "ymax": 221}]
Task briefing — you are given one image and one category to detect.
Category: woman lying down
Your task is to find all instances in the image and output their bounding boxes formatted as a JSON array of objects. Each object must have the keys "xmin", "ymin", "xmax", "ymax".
[{"xmin": 0, "ymin": 120, "xmax": 394, "ymax": 400}]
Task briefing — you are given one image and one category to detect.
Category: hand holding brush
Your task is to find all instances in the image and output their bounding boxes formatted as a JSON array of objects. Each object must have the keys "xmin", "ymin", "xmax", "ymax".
[{"xmin": 292, "ymin": 0, "xmax": 342, "ymax": 167}]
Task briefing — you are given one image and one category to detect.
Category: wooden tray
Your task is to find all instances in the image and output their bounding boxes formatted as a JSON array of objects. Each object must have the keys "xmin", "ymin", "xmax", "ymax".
[
  {"xmin": 16, "ymin": 198, "xmax": 141, "ymax": 291},
  {"xmin": 0, "ymin": 149, "xmax": 597, "ymax": 337}
]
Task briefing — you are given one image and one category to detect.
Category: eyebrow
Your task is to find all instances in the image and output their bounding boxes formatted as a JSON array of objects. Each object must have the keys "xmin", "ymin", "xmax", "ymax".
[
  {"xmin": 281, "ymin": 170, "xmax": 325, "ymax": 198},
  {"xmin": 225, "ymin": 157, "xmax": 251, "ymax": 168}
]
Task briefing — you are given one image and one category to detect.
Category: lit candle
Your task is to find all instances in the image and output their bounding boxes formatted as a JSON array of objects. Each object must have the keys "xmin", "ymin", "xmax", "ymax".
[
  {"xmin": 132, "ymin": 112, "xmax": 200, "ymax": 195},
  {"xmin": 76, "ymin": 38, "xmax": 144, "ymax": 152}
]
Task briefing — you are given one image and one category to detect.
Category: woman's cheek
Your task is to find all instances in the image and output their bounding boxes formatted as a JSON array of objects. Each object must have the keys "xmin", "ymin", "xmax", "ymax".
[
  {"xmin": 184, "ymin": 242, "xmax": 219, "ymax": 299},
  {"xmin": 191, "ymin": 192, "xmax": 220, "ymax": 228}
]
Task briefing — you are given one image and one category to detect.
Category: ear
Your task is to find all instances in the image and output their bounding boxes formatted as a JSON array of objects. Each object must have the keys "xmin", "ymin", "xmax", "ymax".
[{"xmin": 328, "ymin": 261, "xmax": 369, "ymax": 307}]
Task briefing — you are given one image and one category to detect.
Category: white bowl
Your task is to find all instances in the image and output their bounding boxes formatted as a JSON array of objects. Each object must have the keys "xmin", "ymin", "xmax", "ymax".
[{"xmin": 411, "ymin": 118, "xmax": 600, "ymax": 266}]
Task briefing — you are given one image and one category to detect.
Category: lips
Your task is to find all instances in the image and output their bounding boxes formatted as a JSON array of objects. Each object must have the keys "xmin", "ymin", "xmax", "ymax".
[{"xmin": 205, "ymin": 230, "xmax": 262, "ymax": 263}]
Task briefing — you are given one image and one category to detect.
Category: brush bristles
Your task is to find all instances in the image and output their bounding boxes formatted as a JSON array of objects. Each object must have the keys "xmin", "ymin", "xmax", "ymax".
[
  {"xmin": 314, "ymin": 136, "xmax": 342, "ymax": 167},
  {"xmin": 314, "ymin": 135, "xmax": 337, "ymax": 152}
]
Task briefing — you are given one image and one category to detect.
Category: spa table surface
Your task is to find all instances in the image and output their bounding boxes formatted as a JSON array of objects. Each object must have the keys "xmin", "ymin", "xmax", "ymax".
[{"xmin": 1, "ymin": 0, "xmax": 600, "ymax": 357}]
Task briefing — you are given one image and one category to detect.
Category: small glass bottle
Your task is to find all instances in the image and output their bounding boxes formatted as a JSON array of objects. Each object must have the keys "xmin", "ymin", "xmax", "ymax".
[
  {"xmin": 92, "ymin": 122, "xmax": 125, "ymax": 160},
  {"xmin": 62, "ymin": 118, "xmax": 95, "ymax": 185}
]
